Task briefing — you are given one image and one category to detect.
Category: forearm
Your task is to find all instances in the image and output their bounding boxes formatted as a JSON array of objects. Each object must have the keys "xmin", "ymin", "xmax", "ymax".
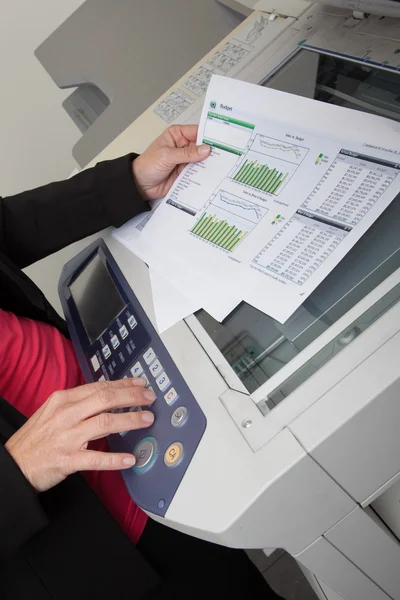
[{"xmin": 0, "ymin": 154, "xmax": 149, "ymax": 268}]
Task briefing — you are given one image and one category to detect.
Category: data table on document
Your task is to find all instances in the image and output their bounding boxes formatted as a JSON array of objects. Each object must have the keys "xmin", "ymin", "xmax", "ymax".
[{"xmin": 253, "ymin": 150, "xmax": 400, "ymax": 286}]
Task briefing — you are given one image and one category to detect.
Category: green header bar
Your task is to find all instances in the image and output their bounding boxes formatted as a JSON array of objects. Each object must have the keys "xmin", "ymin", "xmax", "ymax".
[
  {"xmin": 207, "ymin": 112, "xmax": 255, "ymax": 130},
  {"xmin": 203, "ymin": 139, "xmax": 242, "ymax": 156}
]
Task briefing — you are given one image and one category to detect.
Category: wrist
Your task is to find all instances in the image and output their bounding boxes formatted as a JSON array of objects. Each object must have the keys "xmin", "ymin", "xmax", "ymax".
[
  {"xmin": 5, "ymin": 439, "xmax": 37, "ymax": 491},
  {"xmin": 131, "ymin": 156, "xmax": 151, "ymax": 202}
]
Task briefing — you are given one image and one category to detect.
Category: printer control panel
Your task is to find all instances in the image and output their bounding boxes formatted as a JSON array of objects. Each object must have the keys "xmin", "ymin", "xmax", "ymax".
[{"xmin": 59, "ymin": 239, "xmax": 206, "ymax": 517}]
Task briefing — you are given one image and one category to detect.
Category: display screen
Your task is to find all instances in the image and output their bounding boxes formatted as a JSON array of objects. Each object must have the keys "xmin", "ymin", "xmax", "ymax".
[{"xmin": 70, "ymin": 253, "xmax": 126, "ymax": 344}]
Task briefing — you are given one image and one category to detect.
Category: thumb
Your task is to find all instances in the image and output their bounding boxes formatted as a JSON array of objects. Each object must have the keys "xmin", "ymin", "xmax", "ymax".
[{"xmin": 167, "ymin": 144, "xmax": 210, "ymax": 166}]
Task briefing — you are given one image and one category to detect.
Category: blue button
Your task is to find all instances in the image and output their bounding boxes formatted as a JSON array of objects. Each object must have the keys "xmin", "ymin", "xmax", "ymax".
[
  {"xmin": 102, "ymin": 345, "xmax": 111, "ymax": 359},
  {"xmin": 119, "ymin": 325, "xmax": 128, "ymax": 339},
  {"xmin": 128, "ymin": 315, "xmax": 137, "ymax": 329},
  {"xmin": 111, "ymin": 335, "xmax": 120, "ymax": 350}
]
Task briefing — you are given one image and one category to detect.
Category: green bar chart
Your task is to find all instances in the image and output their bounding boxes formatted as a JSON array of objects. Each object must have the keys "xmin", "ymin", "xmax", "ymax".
[
  {"xmin": 231, "ymin": 134, "xmax": 309, "ymax": 196},
  {"xmin": 191, "ymin": 213, "xmax": 248, "ymax": 251},
  {"xmin": 233, "ymin": 159, "xmax": 288, "ymax": 194},
  {"xmin": 190, "ymin": 191, "xmax": 267, "ymax": 252}
]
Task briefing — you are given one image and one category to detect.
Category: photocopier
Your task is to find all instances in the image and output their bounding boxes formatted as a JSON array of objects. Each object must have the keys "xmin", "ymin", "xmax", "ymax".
[{"xmin": 45, "ymin": 1, "xmax": 400, "ymax": 598}]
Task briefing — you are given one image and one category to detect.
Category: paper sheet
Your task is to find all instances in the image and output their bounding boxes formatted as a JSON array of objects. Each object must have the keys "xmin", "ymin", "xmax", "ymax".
[
  {"xmin": 114, "ymin": 200, "xmax": 204, "ymax": 331},
  {"xmin": 149, "ymin": 268, "xmax": 200, "ymax": 333},
  {"xmin": 114, "ymin": 75, "xmax": 400, "ymax": 324}
]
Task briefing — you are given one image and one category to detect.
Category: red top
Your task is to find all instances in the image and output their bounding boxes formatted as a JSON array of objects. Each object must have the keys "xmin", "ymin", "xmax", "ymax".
[{"xmin": 0, "ymin": 308, "xmax": 147, "ymax": 544}]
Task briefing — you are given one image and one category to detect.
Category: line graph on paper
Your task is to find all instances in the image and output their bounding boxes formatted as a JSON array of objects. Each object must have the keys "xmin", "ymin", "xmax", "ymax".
[
  {"xmin": 254, "ymin": 134, "xmax": 309, "ymax": 165},
  {"xmin": 190, "ymin": 190, "xmax": 268, "ymax": 252},
  {"xmin": 215, "ymin": 191, "xmax": 267, "ymax": 222}
]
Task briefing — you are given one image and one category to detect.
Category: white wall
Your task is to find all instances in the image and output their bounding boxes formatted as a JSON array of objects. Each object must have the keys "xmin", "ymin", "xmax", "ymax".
[{"xmin": 0, "ymin": 0, "xmax": 85, "ymax": 196}]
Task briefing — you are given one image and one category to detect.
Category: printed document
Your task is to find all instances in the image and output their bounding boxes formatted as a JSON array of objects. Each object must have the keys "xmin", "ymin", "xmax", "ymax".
[{"xmin": 114, "ymin": 75, "xmax": 400, "ymax": 324}]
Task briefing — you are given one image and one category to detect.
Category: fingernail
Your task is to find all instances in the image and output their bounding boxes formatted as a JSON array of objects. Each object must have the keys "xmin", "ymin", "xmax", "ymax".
[
  {"xmin": 132, "ymin": 377, "xmax": 146, "ymax": 387},
  {"xmin": 198, "ymin": 144, "xmax": 210, "ymax": 156},
  {"xmin": 142, "ymin": 411, "xmax": 154, "ymax": 424},
  {"xmin": 123, "ymin": 455, "xmax": 136, "ymax": 466},
  {"xmin": 144, "ymin": 390, "xmax": 156, "ymax": 402}
]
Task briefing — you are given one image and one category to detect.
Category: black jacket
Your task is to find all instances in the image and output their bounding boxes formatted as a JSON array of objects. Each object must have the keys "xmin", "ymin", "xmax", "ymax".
[{"xmin": 0, "ymin": 155, "xmax": 160, "ymax": 599}]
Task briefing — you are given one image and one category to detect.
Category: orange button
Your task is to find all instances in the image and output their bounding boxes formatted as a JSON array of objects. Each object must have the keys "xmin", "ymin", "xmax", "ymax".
[{"xmin": 164, "ymin": 442, "xmax": 183, "ymax": 467}]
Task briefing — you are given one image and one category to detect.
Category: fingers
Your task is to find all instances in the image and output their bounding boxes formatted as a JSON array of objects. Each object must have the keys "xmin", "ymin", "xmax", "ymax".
[
  {"xmin": 167, "ymin": 143, "xmax": 210, "ymax": 167},
  {"xmin": 163, "ymin": 124, "xmax": 210, "ymax": 165},
  {"xmin": 74, "ymin": 450, "xmax": 137, "ymax": 472},
  {"xmin": 77, "ymin": 409, "xmax": 154, "ymax": 443},
  {"xmin": 68, "ymin": 379, "xmax": 155, "ymax": 422},
  {"xmin": 62, "ymin": 377, "xmax": 146, "ymax": 405},
  {"xmin": 168, "ymin": 124, "xmax": 199, "ymax": 146}
]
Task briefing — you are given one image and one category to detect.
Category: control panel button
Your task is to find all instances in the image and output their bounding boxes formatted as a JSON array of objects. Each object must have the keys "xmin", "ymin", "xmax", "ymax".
[
  {"xmin": 128, "ymin": 315, "xmax": 137, "ymax": 330},
  {"xmin": 129, "ymin": 406, "xmax": 142, "ymax": 413},
  {"xmin": 156, "ymin": 372, "xmax": 170, "ymax": 392},
  {"xmin": 111, "ymin": 335, "xmax": 120, "ymax": 350},
  {"xmin": 164, "ymin": 442, "xmax": 183, "ymax": 467},
  {"xmin": 149, "ymin": 359, "xmax": 163, "ymax": 378},
  {"xmin": 119, "ymin": 325, "xmax": 128, "ymax": 340},
  {"xmin": 147, "ymin": 385, "xmax": 154, "ymax": 393},
  {"xmin": 133, "ymin": 437, "xmax": 157, "ymax": 472},
  {"xmin": 119, "ymin": 430, "xmax": 128, "ymax": 437},
  {"xmin": 102, "ymin": 345, "xmax": 111, "ymax": 360},
  {"xmin": 141, "ymin": 373, "xmax": 150, "ymax": 387},
  {"xmin": 143, "ymin": 347, "xmax": 156, "ymax": 365},
  {"xmin": 98, "ymin": 375, "xmax": 106, "ymax": 382},
  {"xmin": 171, "ymin": 406, "xmax": 187, "ymax": 427},
  {"xmin": 130, "ymin": 361, "xmax": 143, "ymax": 377},
  {"xmin": 91, "ymin": 354, "xmax": 100, "ymax": 372},
  {"xmin": 164, "ymin": 387, "xmax": 178, "ymax": 405}
]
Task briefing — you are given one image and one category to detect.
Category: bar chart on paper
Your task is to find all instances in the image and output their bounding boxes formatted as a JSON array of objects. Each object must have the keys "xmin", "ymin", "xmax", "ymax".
[
  {"xmin": 190, "ymin": 190, "xmax": 268, "ymax": 252},
  {"xmin": 232, "ymin": 134, "xmax": 309, "ymax": 195},
  {"xmin": 233, "ymin": 159, "xmax": 289, "ymax": 193}
]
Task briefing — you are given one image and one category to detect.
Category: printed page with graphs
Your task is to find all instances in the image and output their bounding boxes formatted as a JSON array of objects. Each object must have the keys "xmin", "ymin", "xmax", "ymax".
[{"xmin": 114, "ymin": 75, "xmax": 400, "ymax": 324}]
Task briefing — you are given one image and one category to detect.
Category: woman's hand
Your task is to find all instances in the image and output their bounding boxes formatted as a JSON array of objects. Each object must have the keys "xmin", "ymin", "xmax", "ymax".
[
  {"xmin": 5, "ymin": 378, "xmax": 155, "ymax": 492},
  {"xmin": 132, "ymin": 124, "xmax": 211, "ymax": 201}
]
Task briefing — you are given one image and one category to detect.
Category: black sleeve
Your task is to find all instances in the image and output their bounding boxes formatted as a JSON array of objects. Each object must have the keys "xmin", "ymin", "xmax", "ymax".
[
  {"xmin": 0, "ymin": 154, "xmax": 149, "ymax": 269},
  {"xmin": 0, "ymin": 445, "xmax": 48, "ymax": 559}
]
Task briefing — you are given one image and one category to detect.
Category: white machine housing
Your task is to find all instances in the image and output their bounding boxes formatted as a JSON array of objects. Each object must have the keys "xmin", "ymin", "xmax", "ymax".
[
  {"xmin": 222, "ymin": 0, "xmax": 400, "ymax": 18},
  {"xmin": 314, "ymin": 0, "xmax": 400, "ymax": 17}
]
